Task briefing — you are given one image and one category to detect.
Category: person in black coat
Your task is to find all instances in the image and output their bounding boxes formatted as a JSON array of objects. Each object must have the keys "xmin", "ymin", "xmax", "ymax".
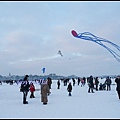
[
  {"xmin": 115, "ymin": 76, "xmax": 120, "ymax": 100},
  {"xmin": 57, "ymin": 80, "xmax": 60, "ymax": 89},
  {"xmin": 72, "ymin": 78, "xmax": 75, "ymax": 86},
  {"xmin": 87, "ymin": 75, "xmax": 94, "ymax": 93},
  {"xmin": 77, "ymin": 77, "xmax": 81, "ymax": 86},
  {"xmin": 105, "ymin": 76, "xmax": 112, "ymax": 91},
  {"xmin": 95, "ymin": 77, "xmax": 99, "ymax": 91},
  {"xmin": 21, "ymin": 75, "xmax": 30, "ymax": 104},
  {"xmin": 99, "ymin": 83, "xmax": 103, "ymax": 90},
  {"xmin": 67, "ymin": 82, "xmax": 72, "ymax": 96}
]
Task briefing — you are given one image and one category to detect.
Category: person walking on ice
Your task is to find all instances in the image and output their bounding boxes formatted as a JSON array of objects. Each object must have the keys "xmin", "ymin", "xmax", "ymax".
[{"xmin": 67, "ymin": 82, "xmax": 72, "ymax": 96}]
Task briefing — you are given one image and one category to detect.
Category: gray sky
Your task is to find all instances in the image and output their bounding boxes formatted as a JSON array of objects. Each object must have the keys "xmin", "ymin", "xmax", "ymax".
[{"xmin": 0, "ymin": 1, "xmax": 120, "ymax": 77}]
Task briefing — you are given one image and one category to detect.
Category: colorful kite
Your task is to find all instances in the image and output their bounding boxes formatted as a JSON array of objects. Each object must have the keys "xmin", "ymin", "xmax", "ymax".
[
  {"xmin": 42, "ymin": 67, "xmax": 45, "ymax": 74},
  {"xmin": 71, "ymin": 30, "xmax": 120, "ymax": 62}
]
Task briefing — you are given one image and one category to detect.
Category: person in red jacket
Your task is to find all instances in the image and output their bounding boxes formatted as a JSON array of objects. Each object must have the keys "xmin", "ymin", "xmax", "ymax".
[{"xmin": 29, "ymin": 82, "xmax": 35, "ymax": 98}]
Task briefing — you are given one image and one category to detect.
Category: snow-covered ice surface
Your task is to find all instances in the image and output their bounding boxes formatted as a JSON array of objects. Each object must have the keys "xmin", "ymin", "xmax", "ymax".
[{"xmin": 0, "ymin": 78, "xmax": 120, "ymax": 119}]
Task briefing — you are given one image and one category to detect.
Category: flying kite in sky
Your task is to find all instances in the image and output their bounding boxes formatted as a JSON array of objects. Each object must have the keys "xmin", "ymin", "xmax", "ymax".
[
  {"xmin": 71, "ymin": 30, "xmax": 120, "ymax": 62},
  {"xmin": 58, "ymin": 50, "xmax": 63, "ymax": 57},
  {"xmin": 42, "ymin": 67, "xmax": 45, "ymax": 74}
]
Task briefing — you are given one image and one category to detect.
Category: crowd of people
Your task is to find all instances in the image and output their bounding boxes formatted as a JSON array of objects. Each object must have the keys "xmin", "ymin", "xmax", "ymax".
[
  {"xmin": 18, "ymin": 74, "xmax": 120, "ymax": 105},
  {"xmin": 20, "ymin": 75, "xmax": 52, "ymax": 105}
]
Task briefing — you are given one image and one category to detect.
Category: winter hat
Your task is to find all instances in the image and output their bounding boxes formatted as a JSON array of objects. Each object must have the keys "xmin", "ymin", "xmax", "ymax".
[
  {"xmin": 30, "ymin": 82, "xmax": 33, "ymax": 84},
  {"xmin": 117, "ymin": 75, "xmax": 120, "ymax": 78},
  {"xmin": 26, "ymin": 75, "xmax": 29, "ymax": 77}
]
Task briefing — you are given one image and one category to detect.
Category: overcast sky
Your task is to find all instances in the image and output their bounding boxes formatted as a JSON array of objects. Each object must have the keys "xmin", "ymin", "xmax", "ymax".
[{"xmin": 0, "ymin": 1, "xmax": 120, "ymax": 77}]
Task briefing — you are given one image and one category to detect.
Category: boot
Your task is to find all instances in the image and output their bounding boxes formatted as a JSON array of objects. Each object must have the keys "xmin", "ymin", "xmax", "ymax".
[{"xmin": 43, "ymin": 102, "xmax": 47, "ymax": 105}]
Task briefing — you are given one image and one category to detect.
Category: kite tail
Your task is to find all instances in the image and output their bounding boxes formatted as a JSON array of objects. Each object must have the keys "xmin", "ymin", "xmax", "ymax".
[{"xmin": 73, "ymin": 31, "xmax": 120, "ymax": 62}]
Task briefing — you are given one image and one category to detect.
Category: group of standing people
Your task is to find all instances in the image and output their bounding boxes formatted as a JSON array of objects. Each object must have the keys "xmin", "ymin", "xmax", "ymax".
[
  {"xmin": 87, "ymin": 75, "xmax": 113, "ymax": 93},
  {"xmin": 20, "ymin": 74, "xmax": 120, "ymax": 105},
  {"xmin": 20, "ymin": 75, "xmax": 52, "ymax": 105},
  {"xmin": 87, "ymin": 75, "xmax": 120, "ymax": 100}
]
